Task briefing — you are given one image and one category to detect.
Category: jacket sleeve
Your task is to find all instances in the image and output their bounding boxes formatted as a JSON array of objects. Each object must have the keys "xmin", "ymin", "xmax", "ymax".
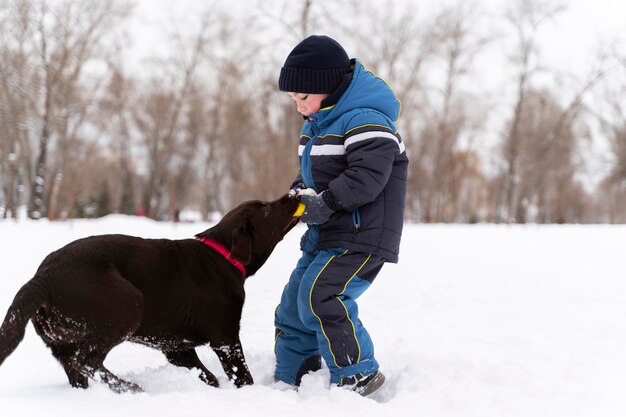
[
  {"xmin": 289, "ymin": 170, "xmax": 304, "ymax": 191},
  {"xmin": 327, "ymin": 125, "xmax": 402, "ymax": 211}
]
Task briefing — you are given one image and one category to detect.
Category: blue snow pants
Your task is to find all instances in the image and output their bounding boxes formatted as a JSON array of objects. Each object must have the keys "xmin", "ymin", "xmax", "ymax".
[{"xmin": 274, "ymin": 247, "xmax": 385, "ymax": 385}]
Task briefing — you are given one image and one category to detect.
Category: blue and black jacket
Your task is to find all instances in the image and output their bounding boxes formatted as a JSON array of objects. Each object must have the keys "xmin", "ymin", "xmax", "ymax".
[{"xmin": 296, "ymin": 59, "xmax": 408, "ymax": 263}]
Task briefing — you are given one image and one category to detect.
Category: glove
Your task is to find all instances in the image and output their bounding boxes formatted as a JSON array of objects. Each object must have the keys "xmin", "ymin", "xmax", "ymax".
[
  {"xmin": 298, "ymin": 189, "xmax": 335, "ymax": 225},
  {"xmin": 288, "ymin": 182, "xmax": 307, "ymax": 198}
]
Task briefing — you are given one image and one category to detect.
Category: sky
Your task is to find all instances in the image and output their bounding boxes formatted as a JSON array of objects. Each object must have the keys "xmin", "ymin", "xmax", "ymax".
[
  {"xmin": 1, "ymin": 216, "xmax": 625, "ymax": 416},
  {"xmin": 127, "ymin": 0, "xmax": 626, "ymax": 77},
  {"xmin": 523, "ymin": 0, "xmax": 625, "ymax": 83}
]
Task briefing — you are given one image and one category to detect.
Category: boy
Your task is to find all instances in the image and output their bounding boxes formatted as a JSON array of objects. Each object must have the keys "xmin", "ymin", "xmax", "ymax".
[{"xmin": 274, "ymin": 35, "xmax": 408, "ymax": 397}]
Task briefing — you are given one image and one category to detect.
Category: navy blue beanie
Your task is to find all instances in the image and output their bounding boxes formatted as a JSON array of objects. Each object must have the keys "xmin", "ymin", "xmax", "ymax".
[{"xmin": 278, "ymin": 35, "xmax": 351, "ymax": 94}]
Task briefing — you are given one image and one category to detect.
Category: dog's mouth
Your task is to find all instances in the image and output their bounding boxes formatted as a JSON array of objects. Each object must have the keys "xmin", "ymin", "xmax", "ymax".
[
  {"xmin": 272, "ymin": 193, "xmax": 302, "ymax": 235},
  {"xmin": 284, "ymin": 216, "xmax": 300, "ymax": 234}
]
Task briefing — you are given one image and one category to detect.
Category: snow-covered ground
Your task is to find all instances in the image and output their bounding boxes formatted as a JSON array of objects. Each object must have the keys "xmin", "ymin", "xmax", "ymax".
[{"xmin": 0, "ymin": 216, "xmax": 625, "ymax": 417}]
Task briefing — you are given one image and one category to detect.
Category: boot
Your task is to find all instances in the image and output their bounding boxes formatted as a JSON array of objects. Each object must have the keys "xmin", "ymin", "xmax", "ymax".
[{"xmin": 338, "ymin": 370, "xmax": 386, "ymax": 397}]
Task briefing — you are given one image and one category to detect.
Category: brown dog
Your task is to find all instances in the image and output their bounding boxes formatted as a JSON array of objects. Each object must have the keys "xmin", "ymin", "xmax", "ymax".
[{"xmin": 0, "ymin": 194, "xmax": 300, "ymax": 392}]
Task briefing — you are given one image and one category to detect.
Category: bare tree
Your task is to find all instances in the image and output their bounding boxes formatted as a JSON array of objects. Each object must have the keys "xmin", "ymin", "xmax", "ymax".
[
  {"xmin": 256, "ymin": 0, "xmax": 340, "ymax": 40},
  {"xmin": 510, "ymin": 89, "xmax": 589, "ymax": 222},
  {"xmin": 498, "ymin": 0, "xmax": 565, "ymax": 222},
  {"xmin": 498, "ymin": 0, "xmax": 616, "ymax": 223},
  {"xmin": 0, "ymin": 1, "xmax": 39, "ymax": 219},
  {"xmin": 11, "ymin": 0, "xmax": 132, "ymax": 219},
  {"xmin": 596, "ymin": 58, "xmax": 626, "ymax": 222},
  {"xmin": 97, "ymin": 68, "xmax": 138, "ymax": 215},
  {"xmin": 132, "ymin": 12, "xmax": 213, "ymax": 219},
  {"xmin": 350, "ymin": 1, "xmax": 485, "ymax": 222}
]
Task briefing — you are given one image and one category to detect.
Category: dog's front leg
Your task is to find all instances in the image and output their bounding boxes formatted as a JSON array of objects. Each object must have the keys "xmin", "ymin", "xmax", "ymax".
[
  {"xmin": 164, "ymin": 349, "xmax": 220, "ymax": 387},
  {"xmin": 212, "ymin": 340, "xmax": 253, "ymax": 387}
]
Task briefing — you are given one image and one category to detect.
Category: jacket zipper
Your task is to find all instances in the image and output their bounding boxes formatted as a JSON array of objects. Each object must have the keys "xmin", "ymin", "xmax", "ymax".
[
  {"xmin": 301, "ymin": 124, "xmax": 319, "ymax": 190},
  {"xmin": 352, "ymin": 208, "xmax": 361, "ymax": 232}
]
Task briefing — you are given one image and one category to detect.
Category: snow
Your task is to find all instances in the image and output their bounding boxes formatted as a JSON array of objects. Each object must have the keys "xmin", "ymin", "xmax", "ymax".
[{"xmin": 1, "ymin": 216, "xmax": 625, "ymax": 417}]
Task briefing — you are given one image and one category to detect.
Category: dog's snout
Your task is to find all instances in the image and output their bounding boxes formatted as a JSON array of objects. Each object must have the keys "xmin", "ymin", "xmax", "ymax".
[{"xmin": 273, "ymin": 193, "xmax": 300, "ymax": 209}]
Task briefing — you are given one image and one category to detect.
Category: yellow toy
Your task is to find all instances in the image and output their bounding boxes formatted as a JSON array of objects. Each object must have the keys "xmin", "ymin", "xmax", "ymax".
[{"xmin": 293, "ymin": 202, "xmax": 305, "ymax": 217}]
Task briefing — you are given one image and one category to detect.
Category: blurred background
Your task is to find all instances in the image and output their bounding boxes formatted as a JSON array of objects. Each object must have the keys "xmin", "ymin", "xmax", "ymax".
[{"xmin": 1, "ymin": 0, "xmax": 625, "ymax": 223}]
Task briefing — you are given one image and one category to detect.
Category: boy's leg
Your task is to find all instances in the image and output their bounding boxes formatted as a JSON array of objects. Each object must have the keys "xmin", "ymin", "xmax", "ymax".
[
  {"xmin": 274, "ymin": 251, "xmax": 322, "ymax": 385},
  {"xmin": 297, "ymin": 248, "xmax": 385, "ymax": 384}
]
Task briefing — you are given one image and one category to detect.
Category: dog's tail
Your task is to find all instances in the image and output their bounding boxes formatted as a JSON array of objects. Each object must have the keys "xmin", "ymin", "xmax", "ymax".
[{"xmin": 0, "ymin": 278, "xmax": 47, "ymax": 366}]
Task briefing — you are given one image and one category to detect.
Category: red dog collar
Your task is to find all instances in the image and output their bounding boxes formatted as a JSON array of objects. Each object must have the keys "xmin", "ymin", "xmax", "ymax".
[{"xmin": 196, "ymin": 236, "xmax": 246, "ymax": 277}]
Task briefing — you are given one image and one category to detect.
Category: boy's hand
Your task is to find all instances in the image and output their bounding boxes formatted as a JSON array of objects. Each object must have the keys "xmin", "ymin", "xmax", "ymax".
[
  {"xmin": 297, "ymin": 189, "xmax": 334, "ymax": 225},
  {"xmin": 288, "ymin": 183, "xmax": 307, "ymax": 198}
]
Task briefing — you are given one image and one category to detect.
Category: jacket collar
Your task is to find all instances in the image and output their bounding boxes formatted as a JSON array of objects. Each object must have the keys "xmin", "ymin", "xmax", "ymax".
[{"xmin": 304, "ymin": 59, "xmax": 400, "ymax": 130}]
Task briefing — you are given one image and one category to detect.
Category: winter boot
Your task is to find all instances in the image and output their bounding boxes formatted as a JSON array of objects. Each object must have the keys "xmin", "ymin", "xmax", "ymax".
[{"xmin": 338, "ymin": 370, "xmax": 386, "ymax": 397}]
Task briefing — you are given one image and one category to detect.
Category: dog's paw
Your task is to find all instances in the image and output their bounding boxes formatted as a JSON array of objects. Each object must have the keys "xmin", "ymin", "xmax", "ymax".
[{"xmin": 108, "ymin": 378, "xmax": 144, "ymax": 394}]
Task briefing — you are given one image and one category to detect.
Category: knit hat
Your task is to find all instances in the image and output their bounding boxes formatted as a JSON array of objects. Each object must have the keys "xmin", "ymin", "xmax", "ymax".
[{"xmin": 278, "ymin": 35, "xmax": 352, "ymax": 94}]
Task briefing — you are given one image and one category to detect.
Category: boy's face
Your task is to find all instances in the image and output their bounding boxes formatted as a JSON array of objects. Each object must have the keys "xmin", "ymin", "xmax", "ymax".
[{"xmin": 287, "ymin": 92, "xmax": 329, "ymax": 118}]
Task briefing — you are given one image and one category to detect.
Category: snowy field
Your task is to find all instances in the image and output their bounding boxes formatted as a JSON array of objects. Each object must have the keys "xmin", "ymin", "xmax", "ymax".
[{"xmin": 0, "ymin": 216, "xmax": 625, "ymax": 417}]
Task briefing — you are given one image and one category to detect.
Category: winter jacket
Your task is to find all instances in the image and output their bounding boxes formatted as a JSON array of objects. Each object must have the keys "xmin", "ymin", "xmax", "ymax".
[{"xmin": 295, "ymin": 59, "xmax": 408, "ymax": 263}]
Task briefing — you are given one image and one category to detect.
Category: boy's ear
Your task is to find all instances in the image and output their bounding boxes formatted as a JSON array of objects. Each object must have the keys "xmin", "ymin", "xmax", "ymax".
[{"xmin": 231, "ymin": 225, "xmax": 252, "ymax": 265}]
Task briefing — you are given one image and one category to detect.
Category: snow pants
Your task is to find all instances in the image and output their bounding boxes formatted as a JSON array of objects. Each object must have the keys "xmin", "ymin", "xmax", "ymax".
[{"xmin": 274, "ymin": 247, "xmax": 384, "ymax": 385}]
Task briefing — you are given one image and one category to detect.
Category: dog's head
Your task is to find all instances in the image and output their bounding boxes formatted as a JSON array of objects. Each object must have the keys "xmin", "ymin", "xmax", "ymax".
[{"xmin": 196, "ymin": 193, "xmax": 301, "ymax": 277}]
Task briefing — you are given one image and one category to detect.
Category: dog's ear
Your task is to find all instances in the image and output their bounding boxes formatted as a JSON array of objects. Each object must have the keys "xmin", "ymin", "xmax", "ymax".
[{"xmin": 231, "ymin": 225, "xmax": 252, "ymax": 265}]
